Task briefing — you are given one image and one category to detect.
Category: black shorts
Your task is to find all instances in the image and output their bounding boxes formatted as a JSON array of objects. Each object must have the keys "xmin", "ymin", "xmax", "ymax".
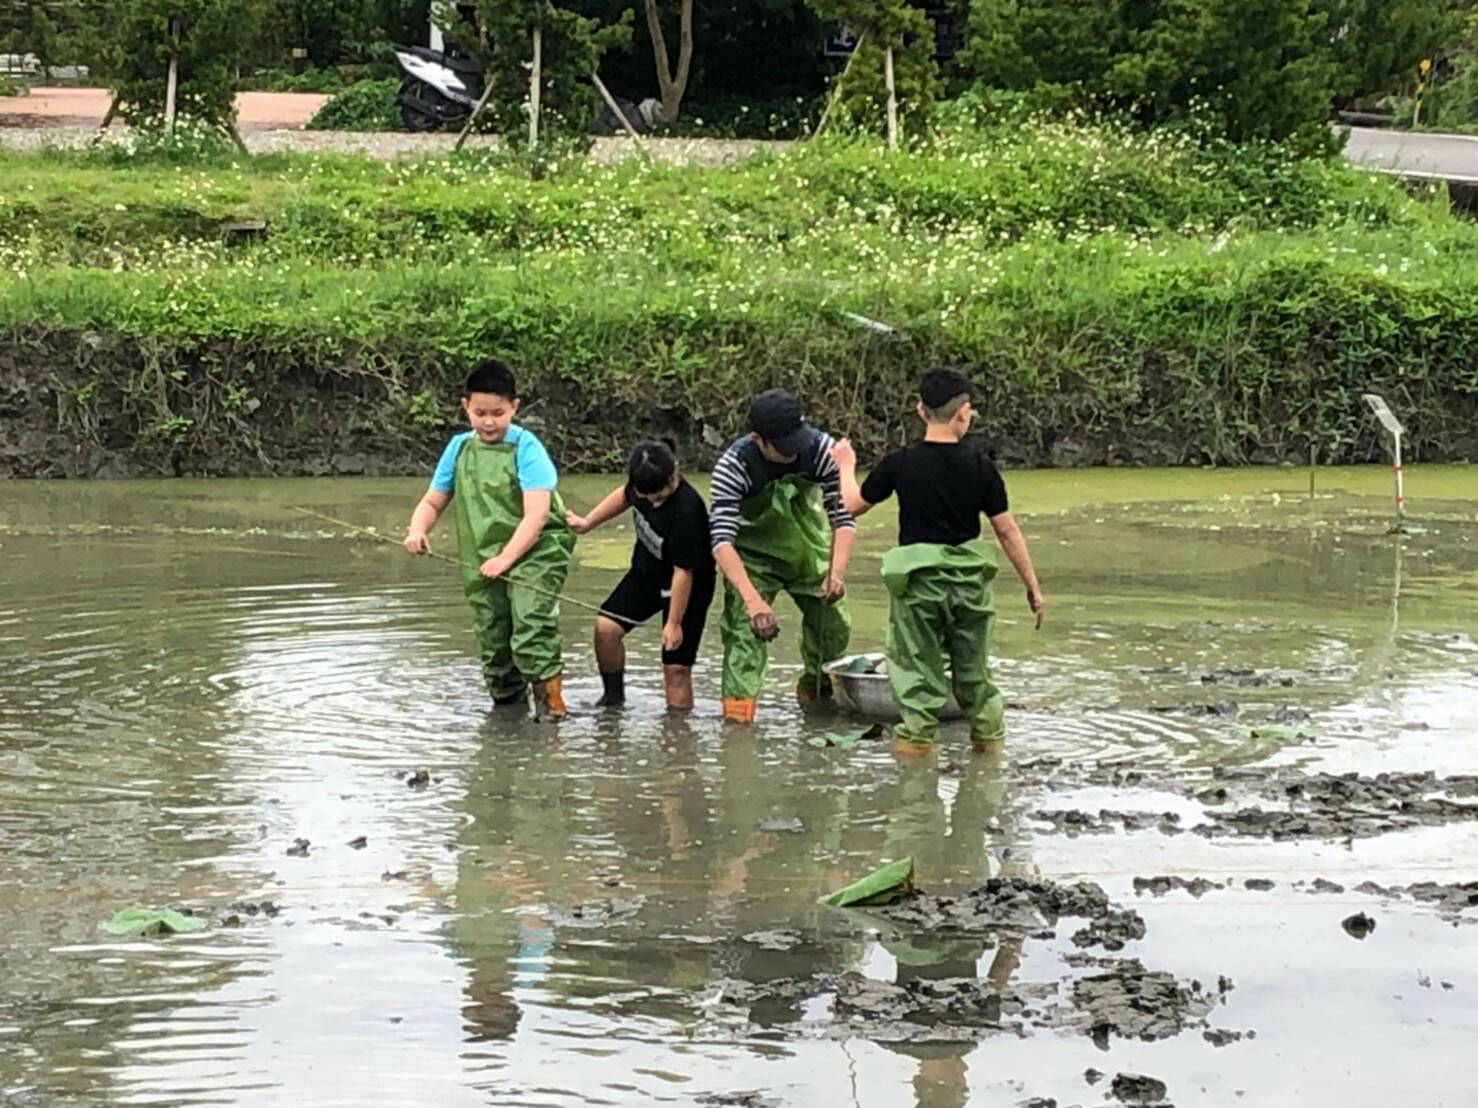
[{"xmin": 600, "ymin": 570, "xmax": 715, "ymax": 668}]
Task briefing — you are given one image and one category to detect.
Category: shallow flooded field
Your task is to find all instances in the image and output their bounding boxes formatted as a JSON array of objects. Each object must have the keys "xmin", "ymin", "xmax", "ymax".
[{"xmin": 2, "ymin": 466, "xmax": 1476, "ymax": 1107}]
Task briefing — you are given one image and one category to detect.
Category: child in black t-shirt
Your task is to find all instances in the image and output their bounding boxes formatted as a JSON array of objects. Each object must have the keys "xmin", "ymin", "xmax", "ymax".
[
  {"xmin": 832, "ymin": 368, "xmax": 1044, "ymax": 753},
  {"xmin": 565, "ymin": 440, "xmax": 716, "ymax": 711}
]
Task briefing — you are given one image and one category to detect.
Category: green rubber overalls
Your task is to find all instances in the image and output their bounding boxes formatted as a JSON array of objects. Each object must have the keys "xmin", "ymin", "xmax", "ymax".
[
  {"xmin": 881, "ymin": 539, "xmax": 1004, "ymax": 746},
  {"xmin": 720, "ymin": 475, "xmax": 851, "ymax": 700},
  {"xmin": 453, "ymin": 436, "xmax": 575, "ymax": 699}
]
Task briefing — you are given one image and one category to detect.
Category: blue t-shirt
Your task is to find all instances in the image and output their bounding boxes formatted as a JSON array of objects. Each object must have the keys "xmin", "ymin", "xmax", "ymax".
[{"xmin": 429, "ymin": 426, "xmax": 558, "ymax": 496}]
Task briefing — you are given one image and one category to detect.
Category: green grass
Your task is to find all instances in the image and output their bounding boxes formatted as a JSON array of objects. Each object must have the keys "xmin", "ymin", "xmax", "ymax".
[{"xmin": 2, "ymin": 119, "xmax": 1475, "ymax": 471}]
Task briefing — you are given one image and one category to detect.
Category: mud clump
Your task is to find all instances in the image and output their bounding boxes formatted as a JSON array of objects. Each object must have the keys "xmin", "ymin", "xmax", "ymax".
[
  {"xmin": 1075, "ymin": 960, "xmax": 1214, "ymax": 1043},
  {"xmin": 1036, "ymin": 810, "xmax": 1184, "ymax": 837},
  {"xmin": 832, "ymin": 974, "xmax": 1011, "ymax": 1031},
  {"xmin": 1204, "ymin": 1027, "xmax": 1253, "ymax": 1046},
  {"xmin": 1072, "ymin": 911, "xmax": 1148, "ymax": 952},
  {"xmin": 1195, "ymin": 770, "xmax": 1478, "ymax": 843},
  {"xmin": 741, "ymin": 929, "xmax": 803, "ymax": 951},
  {"xmin": 1201, "ymin": 667, "xmax": 1296, "ymax": 689},
  {"xmin": 1243, "ymin": 879, "xmax": 1276, "ymax": 891},
  {"xmin": 1134, "ymin": 876, "xmax": 1221, "ymax": 898},
  {"xmin": 1150, "ymin": 700, "xmax": 1240, "ymax": 718},
  {"xmin": 875, "ymin": 877, "xmax": 1147, "ymax": 950},
  {"xmin": 1403, "ymin": 882, "xmax": 1478, "ymax": 916},
  {"xmin": 1111, "ymin": 1072, "xmax": 1170, "ymax": 1104}
]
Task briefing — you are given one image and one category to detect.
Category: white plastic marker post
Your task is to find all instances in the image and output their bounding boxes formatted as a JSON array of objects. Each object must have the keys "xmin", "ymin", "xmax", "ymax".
[
  {"xmin": 841, "ymin": 311, "xmax": 906, "ymax": 340},
  {"xmin": 1362, "ymin": 393, "xmax": 1407, "ymax": 532}
]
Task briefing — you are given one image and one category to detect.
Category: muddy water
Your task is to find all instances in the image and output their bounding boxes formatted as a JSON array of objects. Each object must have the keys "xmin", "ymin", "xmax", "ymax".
[{"xmin": 1, "ymin": 467, "xmax": 1476, "ymax": 1108}]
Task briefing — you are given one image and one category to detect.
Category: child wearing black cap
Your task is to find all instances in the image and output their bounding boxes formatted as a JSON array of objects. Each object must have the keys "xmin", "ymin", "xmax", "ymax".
[
  {"xmin": 708, "ymin": 388, "xmax": 855, "ymax": 723},
  {"xmin": 832, "ymin": 368, "xmax": 1044, "ymax": 753},
  {"xmin": 565, "ymin": 440, "xmax": 715, "ymax": 711}
]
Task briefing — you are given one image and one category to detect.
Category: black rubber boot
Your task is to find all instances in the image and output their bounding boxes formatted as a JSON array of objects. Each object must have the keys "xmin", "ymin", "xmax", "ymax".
[{"xmin": 595, "ymin": 670, "xmax": 626, "ymax": 708}]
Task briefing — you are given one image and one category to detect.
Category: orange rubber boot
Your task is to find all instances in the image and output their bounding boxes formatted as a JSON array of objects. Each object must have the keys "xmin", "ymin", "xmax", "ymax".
[
  {"xmin": 892, "ymin": 737, "xmax": 937, "ymax": 761},
  {"xmin": 722, "ymin": 697, "xmax": 757, "ymax": 723},
  {"xmin": 532, "ymin": 676, "xmax": 567, "ymax": 721}
]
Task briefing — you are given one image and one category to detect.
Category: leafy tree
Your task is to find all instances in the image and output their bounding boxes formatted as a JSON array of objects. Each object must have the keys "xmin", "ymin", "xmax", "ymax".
[
  {"xmin": 1320, "ymin": 0, "xmax": 1453, "ymax": 105},
  {"xmin": 436, "ymin": 0, "xmax": 631, "ymax": 146},
  {"xmin": 962, "ymin": 0, "xmax": 1397, "ymax": 146},
  {"xmin": 89, "ymin": 0, "xmax": 270, "ymax": 129},
  {"xmin": 809, "ymin": 0, "xmax": 941, "ymax": 137},
  {"xmin": 261, "ymin": 0, "xmax": 378, "ymax": 69}
]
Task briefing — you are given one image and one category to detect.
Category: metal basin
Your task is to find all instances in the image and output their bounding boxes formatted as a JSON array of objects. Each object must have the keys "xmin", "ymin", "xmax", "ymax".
[{"xmin": 823, "ymin": 653, "xmax": 963, "ymax": 720}]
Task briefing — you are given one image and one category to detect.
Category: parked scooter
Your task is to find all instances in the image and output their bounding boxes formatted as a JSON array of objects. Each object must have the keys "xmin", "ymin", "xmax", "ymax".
[
  {"xmin": 392, "ymin": 44, "xmax": 665, "ymax": 136},
  {"xmin": 392, "ymin": 44, "xmax": 485, "ymax": 132}
]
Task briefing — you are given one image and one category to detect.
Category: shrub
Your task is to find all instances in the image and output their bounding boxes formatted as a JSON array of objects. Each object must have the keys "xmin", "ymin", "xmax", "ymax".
[{"xmin": 306, "ymin": 77, "xmax": 402, "ymax": 130}]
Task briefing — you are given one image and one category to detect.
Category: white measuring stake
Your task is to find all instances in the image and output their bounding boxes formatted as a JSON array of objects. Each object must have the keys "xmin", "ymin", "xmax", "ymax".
[
  {"xmin": 1362, "ymin": 393, "xmax": 1406, "ymax": 526},
  {"xmin": 841, "ymin": 311, "xmax": 901, "ymax": 337}
]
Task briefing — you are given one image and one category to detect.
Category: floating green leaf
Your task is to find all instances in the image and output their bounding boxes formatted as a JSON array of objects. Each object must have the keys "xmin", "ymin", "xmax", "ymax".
[
  {"xmin": 818, "ymin": 857, "xmax": 915, "ymax": 907},
  {"xmin": 101, "ymin": 907, "xmax": 207, "ymax": 937},
  {"xmin": 1242, "ymin": 724, "xmax": 1318, "ymax": 742},
  {"xmin": 807, "ymin": 723, "xmax": 890, "ymax": 750}
]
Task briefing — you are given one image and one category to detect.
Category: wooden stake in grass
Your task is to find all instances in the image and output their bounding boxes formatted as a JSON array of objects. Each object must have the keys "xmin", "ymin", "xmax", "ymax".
[
  {"xmin": 529, "ymin": 24, "xmax": 542, "ymax": 150},
  {"xmin": 592, "ymin": 72, "xmax": 648, "ymax": 153},
  {"xmin": 883, "ymin": 46, "xmax": 898, "ymax": 150},
  {"xmin": 164, "ymin": 17, "xmax": 181, "ymax": 128},
  {"xmin": 813, "ymin": 33, "xmax": 865, "ymax": 139},
  {"xmin": 455, "ymin": 74, "xmax": 497, "ymax": 152}
]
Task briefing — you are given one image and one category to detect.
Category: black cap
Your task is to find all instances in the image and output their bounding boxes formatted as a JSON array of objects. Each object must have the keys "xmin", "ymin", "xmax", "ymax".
[
  {"xmin": 920, "ymin": 367, "xmax": 973, "ymax": 410},
  {"xmin": 748, "ymin": 389, "xmax": 809, "ymax": 456}
]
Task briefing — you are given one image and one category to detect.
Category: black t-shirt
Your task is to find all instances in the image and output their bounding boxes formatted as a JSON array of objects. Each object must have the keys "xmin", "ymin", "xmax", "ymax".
[
  {"xmin": 860, "ymin": 441, "xmax": 1009, "ymax": 546},
  {"xmin": 628, "ymin": 477, "xmax": 716, "ymax": 584}
]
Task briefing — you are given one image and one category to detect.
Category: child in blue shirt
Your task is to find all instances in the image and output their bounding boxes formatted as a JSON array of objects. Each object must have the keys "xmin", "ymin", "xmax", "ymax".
[{"xmin": 403, "ymin": 359, "xmax": 574, "ymax": 720}]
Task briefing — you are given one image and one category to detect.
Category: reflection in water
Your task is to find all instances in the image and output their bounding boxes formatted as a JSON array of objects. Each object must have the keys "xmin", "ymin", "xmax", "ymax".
[{"xmin": 2, "ymin": 472, "xmax": 1477, "ymax": 1106}]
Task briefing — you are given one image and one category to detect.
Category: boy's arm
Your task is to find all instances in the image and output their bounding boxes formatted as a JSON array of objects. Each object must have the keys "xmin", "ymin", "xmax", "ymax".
[
  {"xmin": 814, "ymin": 434, "xmax": 856, "ymax": 604},
  {"xmin": 404, "ymin": 490, "xmax": 451, "ymax": 554},
  {"xmin": 713, "ymin": 544, "xmax": 776, "ymax": 638},
  {"xmin": 479, "ymin": 491, "xmax": 551, "ymax": 579},
  {"xmin": 566, "ymin": 483, "xmax": 629, "ymax": 535},
  {"xmin": 829, "ymin": 438, "xmax": 873, "ymax": 518},
  {"xmin": 662, "ymin": 567, "xmax": 694, "ymax": 652},
  {"xmin": 988, "ymin": 511, "xmax": 1045, "ymax": 629},
  {"xmin": 824, "ymin": 528, "xmax": 855, "ymax": 605},
  {"xmin": 710, "ymin": 449, "xmax": 779, "ymax": 639}
]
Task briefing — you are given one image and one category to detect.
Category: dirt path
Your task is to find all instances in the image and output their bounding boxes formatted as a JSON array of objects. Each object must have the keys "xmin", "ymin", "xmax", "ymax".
[{"xmin": 0, "ymin": 86, "xmax": 329, "ymax": 130}]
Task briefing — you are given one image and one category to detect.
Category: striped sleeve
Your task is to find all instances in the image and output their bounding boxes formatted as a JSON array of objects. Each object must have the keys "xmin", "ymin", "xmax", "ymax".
[
  {"xmin": 708, "ymin": 448, "xmax": 753, "ymax": 549},
  {"xmin": 810, "ymin": 432, "xmax": 856, "ymax": 532}
]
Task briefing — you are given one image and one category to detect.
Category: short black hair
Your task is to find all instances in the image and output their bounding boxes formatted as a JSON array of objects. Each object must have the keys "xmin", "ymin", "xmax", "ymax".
[
  {"xmin": 919, "ymin": 367, "xmax": 973, "ymax": 419},
  {"xmin": 465, "ymin": 358, "xmax": 517, "ymax": 400},
  {"xmin": 627, "ymin": 439, "xmax": 677, "ymax": 496}
]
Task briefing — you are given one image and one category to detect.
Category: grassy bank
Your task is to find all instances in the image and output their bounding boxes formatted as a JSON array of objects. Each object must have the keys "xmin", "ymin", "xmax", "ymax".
[{"xmin": 2, "ymin": 122, "xmax": 1475, "ymax": 477}]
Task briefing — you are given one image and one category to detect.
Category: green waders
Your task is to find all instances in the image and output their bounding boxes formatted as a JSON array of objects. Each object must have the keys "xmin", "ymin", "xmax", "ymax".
[
  {"xmin": 720, "ymin": 476, "xmax": 851, "ymax": 701},
  {"xmin": 453, "ymin": 437, "xmax": 575, "ymax": 700},
  {"xmin": 881, "ymin": 539, "xmax": 1004, "ymax": 747}
]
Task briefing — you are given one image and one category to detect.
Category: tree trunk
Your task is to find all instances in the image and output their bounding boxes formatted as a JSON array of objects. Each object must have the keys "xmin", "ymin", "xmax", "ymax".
[{"xmin": 643, "ymin": 0, "xmax": 693, "ymax": 122}]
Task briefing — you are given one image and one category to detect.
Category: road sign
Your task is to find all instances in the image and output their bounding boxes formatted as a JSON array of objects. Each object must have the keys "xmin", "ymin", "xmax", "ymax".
[{"xmin": 824, "ymin": 24, "xmax": 859, "ymax": 57}]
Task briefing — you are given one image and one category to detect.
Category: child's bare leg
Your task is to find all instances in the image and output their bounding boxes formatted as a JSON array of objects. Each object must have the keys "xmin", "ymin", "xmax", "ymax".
[
  {"xmin": 663, "ymin": 665, "xmax": 694, "ymax": 711},
  {"xmin": 595, "ymin": 616, "xmax": 627, "ymax": 706}
]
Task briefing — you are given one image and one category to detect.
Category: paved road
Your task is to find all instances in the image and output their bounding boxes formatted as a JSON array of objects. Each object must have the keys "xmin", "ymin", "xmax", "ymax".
[
  {"xmin": 0, "ymin": 86, "xmax": 328, "ymax": 130},
  {"xmin": 1344, "ymin": 126, "xmax": 1478, "ymax": 184}
]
